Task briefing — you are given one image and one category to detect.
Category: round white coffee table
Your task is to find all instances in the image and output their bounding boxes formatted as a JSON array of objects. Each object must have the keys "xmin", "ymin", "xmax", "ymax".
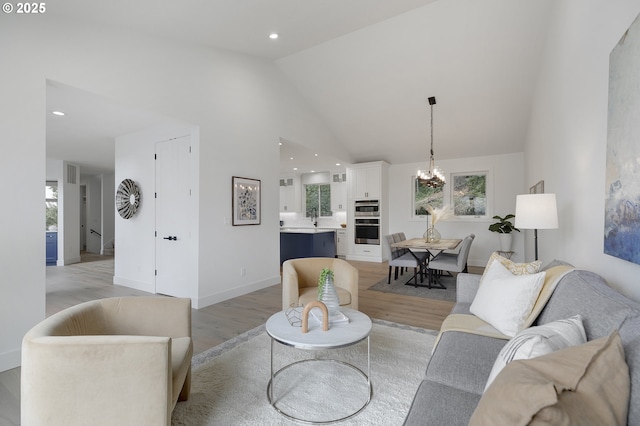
[{"xmin": 265, "ymin": 308, "xmax": 373, "ymax": 424}]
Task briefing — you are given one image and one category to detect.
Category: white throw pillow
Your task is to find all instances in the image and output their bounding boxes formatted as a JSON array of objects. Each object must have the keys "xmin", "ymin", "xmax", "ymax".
[
  {"xmin": 484, "ymin": 315, "xmax": 586, "ymax": 390},
  {"xmin": 470, "ymin": 260, "xmax": 546, "ymax": 337}
]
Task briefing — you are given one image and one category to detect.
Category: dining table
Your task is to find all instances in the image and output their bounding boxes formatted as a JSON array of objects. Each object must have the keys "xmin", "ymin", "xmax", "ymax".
[{"xmin": 391, "ymin": 238, "xmax": 462, "ymax": 289}]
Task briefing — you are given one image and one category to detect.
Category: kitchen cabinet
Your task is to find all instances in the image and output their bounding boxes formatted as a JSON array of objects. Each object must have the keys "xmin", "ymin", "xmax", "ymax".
[
  {"xmin": 46, "ymin": 231, "xmax": 57, "ymax": 265},
  {"xmin": 349, "ymin": 165, "xmax": 381, "ymax": 199},
  {"xmin": 330, "ymin": 172, "xmax": 347, "ymax": 211},
  {"xmin": 336, "ymin": 229, "xmax": 347, "ymax": 257},
  {"xmin": 279, "ymin": 176, "xmax": 300, "ymax": 212},
  {"xmin": 280, "ymin": 230, "xmax": 336, "ymax": 264}
]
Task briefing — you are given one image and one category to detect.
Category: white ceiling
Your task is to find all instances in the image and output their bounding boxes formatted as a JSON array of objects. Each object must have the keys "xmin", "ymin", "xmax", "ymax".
[
  {"xmin": 45, "ymin": 0, "xmax": 553, "ymax": 177},
  {"xmin": 46, "ymin": 0, "xmax": 438, "ymax": 60},
  {"xmin": 46, "ymin": 81, "xmax": 172, "ymax": 176}
]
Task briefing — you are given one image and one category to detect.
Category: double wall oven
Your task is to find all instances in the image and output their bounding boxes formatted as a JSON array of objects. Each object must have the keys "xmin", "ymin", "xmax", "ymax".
[{"xmin": 354, "ymin": 200, "xmax": 380, "ymax": 245}]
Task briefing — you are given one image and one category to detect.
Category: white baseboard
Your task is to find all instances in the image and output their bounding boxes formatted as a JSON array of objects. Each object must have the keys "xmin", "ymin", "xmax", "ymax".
[
  {"xmin": 57, "ymin": 256, "xmax": 82, "ymax": 266},
  {"xmin": 113, "ymin": 276, "xmax": 154, "ymax": 293},
  {"xmin": 196, "ymin": 276, "xmax": 280, "ymax": 309},
  {"xmin": 0, "ymin": 348, "xmax": 21, "ymax": 372}
]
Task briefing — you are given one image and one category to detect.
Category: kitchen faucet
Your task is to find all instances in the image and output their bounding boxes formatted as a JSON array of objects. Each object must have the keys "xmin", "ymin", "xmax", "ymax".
[{"xmin": 311, "ymin": 208, "xmax": 318, "ymax": 227}]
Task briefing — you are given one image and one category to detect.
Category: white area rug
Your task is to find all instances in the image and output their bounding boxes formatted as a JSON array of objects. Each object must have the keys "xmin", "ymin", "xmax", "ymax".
[{"xmin": 172, "ymin": 320, "xmax": 437, "ymax": 425}]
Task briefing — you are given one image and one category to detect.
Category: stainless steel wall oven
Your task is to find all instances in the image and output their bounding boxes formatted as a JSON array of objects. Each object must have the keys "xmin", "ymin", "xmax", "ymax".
[{"xmin": 354, "ymin": 217, "xmax": 380, "ymax": 245}]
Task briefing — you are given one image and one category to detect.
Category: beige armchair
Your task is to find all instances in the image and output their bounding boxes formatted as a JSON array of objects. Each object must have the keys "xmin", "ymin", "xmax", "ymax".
[
  {"xmin": 21, "ymin": 296, "xmax": 192, "ymax": 426},
  {"xmin": 282, "ymin": 257, "xmax": 359, "ymax": 310}
]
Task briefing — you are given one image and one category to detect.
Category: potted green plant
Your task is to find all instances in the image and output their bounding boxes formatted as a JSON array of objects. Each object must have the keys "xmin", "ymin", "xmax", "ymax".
[
  {"xmin": 317, "ymin": 268, "xmax": 334, "ymax": 297},
  {"xmin": 488, "ymin": 214, "xmax": 520, "ymax": 251},
  {"xmin": 317, "ymin": 268, "xmax": 339, "ymax": 315}
]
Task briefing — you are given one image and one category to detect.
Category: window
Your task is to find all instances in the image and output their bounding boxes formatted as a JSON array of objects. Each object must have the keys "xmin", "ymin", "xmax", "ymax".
[
  {"xmin": 452, "ymin": 172, "xmax": 487, "ymax": 217},
  {"xmin": 413, "ymin": 177, "xmax": 443, "ymax": 218},
  {"xmin": 306, "ymin": 183, "xmax": 332, "ymax": 217},
  {"xmin": 46, "ymin": 181, "xmax": 58, "ymax": 230}
]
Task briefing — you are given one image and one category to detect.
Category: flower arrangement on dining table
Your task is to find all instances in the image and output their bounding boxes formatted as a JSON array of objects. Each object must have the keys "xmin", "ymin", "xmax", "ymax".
[{"xmin": 424, "ymin": 204, "xmax": 454, "ymax": 242}]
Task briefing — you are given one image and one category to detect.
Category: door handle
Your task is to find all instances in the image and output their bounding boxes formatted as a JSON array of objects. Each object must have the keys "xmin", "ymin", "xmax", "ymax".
[{"xmin": 163, "ymin": 236, "xmax": 177, "ymax": 241}]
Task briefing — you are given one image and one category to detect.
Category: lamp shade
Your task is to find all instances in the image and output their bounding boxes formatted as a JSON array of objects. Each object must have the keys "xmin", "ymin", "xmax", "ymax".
[{"xmin": 514, "ymin": 194, "xmax": 558, "ymax": 229}]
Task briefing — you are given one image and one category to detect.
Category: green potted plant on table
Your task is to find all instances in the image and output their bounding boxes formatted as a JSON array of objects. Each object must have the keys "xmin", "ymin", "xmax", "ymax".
[
  {"xmin": 317, "ymin": 268, "xmax": 339, "ymax": 315},
  {"xmin": 488, "ymin": 214, "xmax": 520, "ymax": 251}
]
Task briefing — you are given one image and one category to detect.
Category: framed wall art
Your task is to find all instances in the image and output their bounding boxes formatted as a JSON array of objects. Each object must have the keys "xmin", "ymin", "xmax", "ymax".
[
  {"xmin": 232, "ymin": 176, "xmax": 261, "ymax": 226},
  {"xmin": 604, "ymin": 12, "xmax": 640, "ymax": 265},
  {"xmin": 530, "ymin": 180, "xmax": 544, "ymax": 194}
]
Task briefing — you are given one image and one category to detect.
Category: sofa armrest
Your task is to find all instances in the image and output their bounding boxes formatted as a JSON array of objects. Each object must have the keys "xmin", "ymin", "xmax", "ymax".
[
  {"xmin": 456, "ymin": 273, "xmax": 482, "ymax": 303},
  {"xmin": 100, "ymin": 296, "xmax": 191, "ymax": 338},
  {"xmin": 22, "ymin": 335, "xmax": 173, "ymax": 426}
]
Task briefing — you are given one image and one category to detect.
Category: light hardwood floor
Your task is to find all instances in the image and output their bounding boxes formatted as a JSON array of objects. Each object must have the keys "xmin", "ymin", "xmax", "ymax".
[{"xmin": 0, "ymin": 254, "xmax": 481, "ymax": 425}]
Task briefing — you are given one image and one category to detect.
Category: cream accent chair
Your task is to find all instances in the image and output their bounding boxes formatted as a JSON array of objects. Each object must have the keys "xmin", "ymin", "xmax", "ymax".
[
  {"xmin": 282, "ymin": 257, "xmax": 359, "ymax": 310},
  {"xmin": 21, "ymin": 296, "xmax": 193, "ymax": 426}
]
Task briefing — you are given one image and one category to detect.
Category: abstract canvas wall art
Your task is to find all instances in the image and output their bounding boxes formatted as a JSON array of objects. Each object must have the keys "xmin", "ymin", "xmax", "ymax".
[{"xmin": 604, "ymin": 13, "xmax": 640, "ymax": 264}]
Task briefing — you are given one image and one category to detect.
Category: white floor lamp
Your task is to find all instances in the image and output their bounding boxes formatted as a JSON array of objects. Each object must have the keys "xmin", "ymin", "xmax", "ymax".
[{"xmin": 514, "ymin": 194, "xmax": 558, "ymax": 261}]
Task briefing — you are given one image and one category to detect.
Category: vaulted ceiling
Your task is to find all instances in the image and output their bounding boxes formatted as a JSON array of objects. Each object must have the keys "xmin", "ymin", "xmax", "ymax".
[{"xmin": 45, "ymin": 0, "xmax": 553, "ymax": 176}]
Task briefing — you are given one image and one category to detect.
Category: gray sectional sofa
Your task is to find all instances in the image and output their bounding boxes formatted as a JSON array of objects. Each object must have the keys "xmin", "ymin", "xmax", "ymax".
[{"xmin": 404, "ymin": 263, "xmax": 640, "ymax": 425}]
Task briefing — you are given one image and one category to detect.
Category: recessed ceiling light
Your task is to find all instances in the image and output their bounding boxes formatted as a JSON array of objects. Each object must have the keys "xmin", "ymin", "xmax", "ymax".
[
  {"xmin": 336, "ymin": 163, "xmax": 341, "ymax": 166},
  {"xmin": 314, "ymin": 153, "xmax": 318, "ymax": 157},
  {"xmin": 290, "ymin": 157, "xmax": 294, "ymax": 160},
  {"xmin": 293, "ymin": 167, "xmax": 298, "ymax": 171},
  {"xmin": 310, "ymin": 170, "xmax": 315, "ymax": 173},
  {"xmin": 269, "ymin": 33, "xmax": 279, "ymax": 40},
  {"xmin": 52, "ymin": 111, "xmax": 65, "ymax": 116}
]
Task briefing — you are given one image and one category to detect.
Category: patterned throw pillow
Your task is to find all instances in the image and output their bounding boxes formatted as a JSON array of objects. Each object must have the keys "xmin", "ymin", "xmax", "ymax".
[{"xmin": 481, "ymin": 252, "xmax": 542, "ymax": 284}]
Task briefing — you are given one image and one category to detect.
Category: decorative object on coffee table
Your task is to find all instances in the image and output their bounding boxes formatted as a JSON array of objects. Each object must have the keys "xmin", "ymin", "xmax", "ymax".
[
  {"xmin": 285, "ymin": 303, "xmax": 303, "ymax": 327},
  {"xmin": 301, "ymin": 301, "xmax": 329, "ymax": 333},
  {"xmin": 318, "ymin": 268, "xmax": 340, "ymax": 315}
]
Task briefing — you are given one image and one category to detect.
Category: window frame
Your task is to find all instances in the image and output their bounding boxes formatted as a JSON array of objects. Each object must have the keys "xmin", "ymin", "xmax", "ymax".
[
  {"xmin": 450, "ymin": 170, "xmax": 491, "ymax": 220},
  {"xmin": 305, "ymin": 183, "xmax": 332, "ymax": 218},
  {"xmin": 411, "ymin": 175, "xmax": 444, "ymax": 221}
]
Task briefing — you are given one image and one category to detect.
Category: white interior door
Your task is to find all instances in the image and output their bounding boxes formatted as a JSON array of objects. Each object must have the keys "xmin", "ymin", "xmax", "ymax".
[{"xmin": 155, "ymin": 135, "xmax": 191, "ymax": 297}]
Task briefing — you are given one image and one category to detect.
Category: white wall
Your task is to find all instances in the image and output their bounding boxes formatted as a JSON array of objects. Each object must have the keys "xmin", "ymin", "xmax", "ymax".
[
  {"xmin": 0, "ymin": 73, "xmax": 46, "ymax": 370},
  {"xmin": 0, "ymin": 12, "xmax": 342, "ymax": 369},
  {"xmin": 114, "ymin": 124, "xmax": 198, "ymax": 298},
  {"xmin": 525, "ymin": 0, "xmax": 640, "ymax": 301},
  {"xmin": 58, "ymin": 161, "xmax": 81, "ymax": 265},
  {"xmin": 101, "ymin": 173, "xmax": 115, "ymax": 254},
  {"xmin": 389, "ymin": 153, "xmax": 525, "ymax": 267},
  {"xmin": 83, "ymin": 175, "xmax": 102, "ymax": 254}
]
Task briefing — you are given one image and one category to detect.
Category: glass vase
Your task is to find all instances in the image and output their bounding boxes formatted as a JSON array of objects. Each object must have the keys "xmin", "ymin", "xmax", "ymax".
[
  {"xmin": 423, "ymin": 226, "xmax": 441, "ymax": 243},
  {"xmin": 318, "ymin": 275, "xmax": 340, "ymax": 317}
]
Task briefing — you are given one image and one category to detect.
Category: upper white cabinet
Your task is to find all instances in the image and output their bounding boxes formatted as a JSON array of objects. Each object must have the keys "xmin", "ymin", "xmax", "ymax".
[
  {"xmin": 348, "ymin": 164, "xmax": 382, "ymax": 200},
  {"xmin": 330, "ymin": 172, "xmax": 347, "ymax": 211},
  {"xmin": 279, "ymin": 176, "xmax": 300, "ymax": 212}
]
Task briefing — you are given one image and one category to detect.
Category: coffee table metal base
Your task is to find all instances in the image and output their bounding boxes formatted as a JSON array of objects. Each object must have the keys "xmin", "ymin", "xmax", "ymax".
[{"xmin": 266, "ymin": 337, "xmax": 372, "ymax": 424}]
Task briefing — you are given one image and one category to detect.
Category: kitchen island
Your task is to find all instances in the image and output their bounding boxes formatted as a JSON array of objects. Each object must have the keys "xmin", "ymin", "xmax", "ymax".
[{"xmin": 280, "ymin": 229, "xmax": 337, "ymax": 265}]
